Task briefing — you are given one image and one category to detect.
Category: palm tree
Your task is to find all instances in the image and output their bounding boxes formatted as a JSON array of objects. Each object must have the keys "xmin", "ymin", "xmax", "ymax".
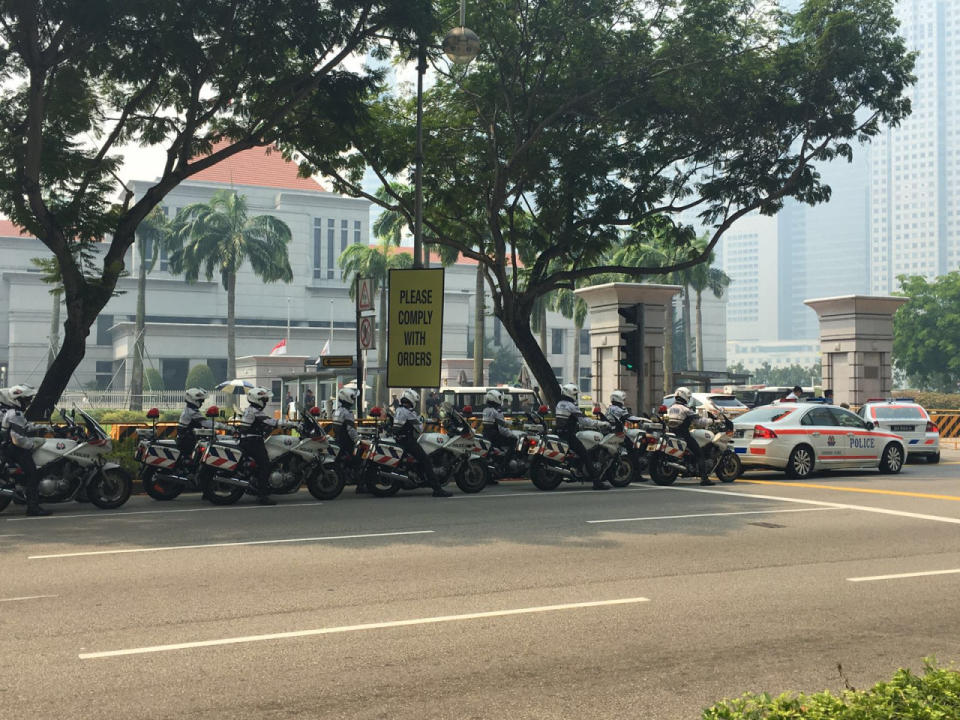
[
  {"xmin": 551, "ymin": 288, "xmax": 588, "ymax": 391},
  {"xmin": 129, "ymin": 207, "xmax": 171, "ymax": 409},
  {"xmin": 686, "ymin": 241, "xmax": 731, "ymax": 372},
  {"xmin": 167, "ymin": 190, "xmax": 293, "ymax": 382}
]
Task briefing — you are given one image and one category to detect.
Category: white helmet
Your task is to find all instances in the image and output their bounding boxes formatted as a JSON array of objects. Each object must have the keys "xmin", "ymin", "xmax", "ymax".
[
  {"xmin": 185, "ymin": 387, "xmax": 208, "ymax": 407},
  {"xmin": 560, "ymin": 383, "xmax": 579, "ymax": 401},
  {"xmin": 400, "ymin": 388, "xmax": 419, "ymax": 407},
  {"xmin": 246, "ymin": 386, "xmax": 272, "ymax": 409},
  {"xmin": 485, "ymin": 389, "xmax": 503, "ymax": 407},
  {"xmin": 338, "ymin": 386, "xmax": 357, "ymax": 407},
  {"xmin": 674, "ymin": 387, "xmax": 692, "ymax": 405},
  {"xmin": 3, "ymin": 384, "xmax": 36, "ymax": 410},
  {"xmin": 610, "ymin": 390, "xmax": 627, "ymax": 407}
]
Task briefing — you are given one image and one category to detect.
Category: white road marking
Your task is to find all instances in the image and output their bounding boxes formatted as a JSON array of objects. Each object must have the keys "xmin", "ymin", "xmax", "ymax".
[
  {"xmin": 455, "ymin": 486, "xmax": 654, "ymax": 500},
  {"xmin": 651, "ymin": 484, "xmax": 960, "ymax": 526},
  {"xmin": 0, "ymin": 594, "xmax": 58, "ymax": 603},
  {"xmin": 848, "ymin": 568, "xmax": 960, "ymax": 583},
  {"xmin": 78, "ymin": 596, "xmax": 651, "ymax": 659},
  {"xmin": 587, "ymin": 507, "xmax": 841, "ymax": 524},
  {"xmin": 5, "ymin": 501, "xmax": 322, "ymax": 523},
  {"xmin": 29, "ymin": 530, "xmax": 435, "ymax": 560}
]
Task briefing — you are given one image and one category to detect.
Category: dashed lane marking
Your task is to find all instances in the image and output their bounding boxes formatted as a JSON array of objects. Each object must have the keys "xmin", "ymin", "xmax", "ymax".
[
  {"xmin": 848, "ymin": 568, "xmax": 960, "ymax": 583},
  {"xmin": 0, "ymin": 594, "xmax": 58, "ymax": 603},
  {"xmin": 78, "ymin": 596, "xmax": 652, "ymax": 659}
]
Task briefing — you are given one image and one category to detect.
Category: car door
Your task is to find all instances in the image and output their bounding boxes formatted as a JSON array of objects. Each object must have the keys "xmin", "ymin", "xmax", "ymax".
[
  {"xmin": 799, "ymin": 407, "xmax": 842, "ymax": 466},
  {"xmin": 829, "ymin": 407, "xmax": 881, "ymax": 466}
]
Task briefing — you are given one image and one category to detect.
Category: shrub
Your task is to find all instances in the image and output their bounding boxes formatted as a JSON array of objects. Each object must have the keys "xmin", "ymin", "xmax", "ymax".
[
  {"xmin": 90, "ymin": 409, "xmax": 178, "ymax": 424},
  {"xmin": 108, "ymin": 436, "xmax": 140, "ymax": 477},
  {"xmin": 185, "ymin": 363, "xmax": 215, "ymax": 392},
  {"xmin": 144, "ymin": 368, "xmax": 164, "ymax": 391},
  {"xmin": 894, "ymin": 390, "xmax": 960, "ymax": 410},
  {"xmin": 703, "ymin": 660, "xmax": 960, "ymax": 719}
]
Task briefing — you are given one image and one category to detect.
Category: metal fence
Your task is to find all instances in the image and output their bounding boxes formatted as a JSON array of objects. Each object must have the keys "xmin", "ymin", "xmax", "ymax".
[{"xmin": 58, "ymin": 390, "xmax": 233, "ymax": 411}]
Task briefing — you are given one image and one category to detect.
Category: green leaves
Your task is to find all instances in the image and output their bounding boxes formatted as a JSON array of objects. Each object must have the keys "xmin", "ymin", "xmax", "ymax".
[{"xmin": 893, "ymin": 273, "xmax": 960, "ymax": 392}]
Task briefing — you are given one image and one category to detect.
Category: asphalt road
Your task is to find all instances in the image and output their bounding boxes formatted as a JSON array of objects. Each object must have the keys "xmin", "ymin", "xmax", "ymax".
[{"xmin": 3, "ymin": 452, "xmax": 960, "ymax": 719}]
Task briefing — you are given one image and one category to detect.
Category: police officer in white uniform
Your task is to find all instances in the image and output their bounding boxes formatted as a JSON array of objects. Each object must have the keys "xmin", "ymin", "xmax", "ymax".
[
  {"xmin": 238, "ymin": 386, "xmax": 290, "ymax": 505},
  {"xmin": 481, "ymin": 389, "xmax": 517, "ymax": 481},
  {"xmin": 332, "ymin": 386, "xmax": 364, "ymax": 491},
  {"xmin": 665, "ymin": 386, "xmax": 714, "ymax": 486},
  {"xmin": 604, "ymin": 390, "xmax": 631, "ymax": 426},
  {"xmin": 555, "ymin": 383, "xmax": 611, "ymax": 490},
  {"xmin": 393, "ymin": 389, "xmax": 452, "ymax": 497},
  {"xmin": 0, "ymin": 384, "xmax": 51, "ymax": 515}
]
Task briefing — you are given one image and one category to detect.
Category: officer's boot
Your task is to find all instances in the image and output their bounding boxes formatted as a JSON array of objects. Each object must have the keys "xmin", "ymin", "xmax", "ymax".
[
  {"xmin": 25, "ymin": 483, "xmax": 52, "ymax": 516},
  {"xmin": 698, "ymin": 458, "xmax": 715, "ymax": 486}
]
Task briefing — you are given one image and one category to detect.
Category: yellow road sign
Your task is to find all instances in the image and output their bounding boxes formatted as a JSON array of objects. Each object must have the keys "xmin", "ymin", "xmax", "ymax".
[{"xmin": 387, "ymin": 268, "xmax": 444, "ymax": 387}]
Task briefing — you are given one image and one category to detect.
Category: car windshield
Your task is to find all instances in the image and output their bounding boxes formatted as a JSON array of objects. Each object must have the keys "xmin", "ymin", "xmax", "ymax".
[
  {"xmin": 736, "ymin": 406, "xmax": 796, "ymax": 424},
  {"xmin": 708, "ymin": 395, "xmax": 746, "ymax": 408},
  {"xmin": 872, "ymin": 406, "xmax": 926, "ymax": 420}
]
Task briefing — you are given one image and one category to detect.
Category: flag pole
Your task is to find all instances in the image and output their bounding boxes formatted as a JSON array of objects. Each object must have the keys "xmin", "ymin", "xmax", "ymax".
[{"xmin": 286, "ymin": 297, "xmax": 291, "ymax": 348}]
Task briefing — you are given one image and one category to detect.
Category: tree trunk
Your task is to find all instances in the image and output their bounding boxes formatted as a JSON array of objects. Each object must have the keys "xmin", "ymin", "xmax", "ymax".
[
  {"xmin": 473, "ymin": 264, "xmax": 485, "ymax": 385},
  {"xmin": 376, "ymin": 285, "xmax": 387, "ymax": 406},
  {"xmin": 695, "ymin": 288, "xmax": 704, "ymax": 372},
  {"xmin": 682, "ymin": 286, "xmax": 693, "ymax": 370},
  {"xmin": 663, "ymin": 298, "xmax": 674, "ymax": 394},
  {"xmin": 29, "ymin": 308, "xmax": 91, "ymax": 420},
  {"xmin": 227, "ymin": 272, "xmax": 237, "ymax": 406},
  {"xmin": 47, "ymin": 294, "xmax": 61, "ymax": 370},
  {"xmin": 538, "ymin": 303, "xmax": 547, "ymax": 354},
  {"xmin": 129, "ymin": 238, "xmax": 147, "ymax": 410},
  {"xmin": 502, "ymin": 305, "xmax": 560, "ymax": 406}
]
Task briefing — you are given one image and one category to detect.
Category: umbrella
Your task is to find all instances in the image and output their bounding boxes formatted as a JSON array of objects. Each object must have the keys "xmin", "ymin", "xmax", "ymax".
[{"xmin": 216, "ymin": 379, "xmax": 256, "ymax": 394}]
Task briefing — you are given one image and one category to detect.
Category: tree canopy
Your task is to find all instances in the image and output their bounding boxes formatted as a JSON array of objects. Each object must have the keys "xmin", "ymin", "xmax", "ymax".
[
  {"xmin": 893, "ymin": 273, "xmax": 960, "ymax": 393},
  {"xmin": 0, "ymin": 0, "xmax": 433, "ymax": 416},
  {"xmin": 295, "ymin": 0, "xmax": 915, "ymax": 403}
]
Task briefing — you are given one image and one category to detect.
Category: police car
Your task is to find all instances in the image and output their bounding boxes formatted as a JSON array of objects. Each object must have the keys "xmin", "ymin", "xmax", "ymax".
[
  {"xmin": 731, "ymin": 403, "xmax": 907, "ymax": 478},
  {"xmin": 857, "ymin": 398, "xmax": 940, "ymax": 464}
]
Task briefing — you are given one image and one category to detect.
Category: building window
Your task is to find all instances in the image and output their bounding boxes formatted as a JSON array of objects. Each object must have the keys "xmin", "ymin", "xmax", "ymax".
[
  {"xmin": 551, "ymin": 329, "xmax": 563, "ymax": 355},
  {"xmin": 161, "ymin": 358, "xmax": 189, "ymax": 392},
  {"xmin": 552, "ymin": 366, "xmax": 564, "ymax": 383},
  {"xmin": 354, "ymin": 220, "xmax": 361, "ymax": 246},
  {"xmin": 341, "ymin": 219, "xmax": 349, "ymax": 272},
  {"xmin": 580, "ymin": 329, "xmax": 590, "ymax": 355},
  {"xmin": 579, "ymin": 366, "xmax": 591, "ymax": 394},
  {"xmin": 207, "ymin": 358, "xmax": 228, "ymax": 384},
  {"xmin": 95, "ymin": 361, "xmax": 113, "ymax": 390},
  {"xmin": 493, "ymin": 317, "xmax": 502, "ymax": 347},
  {"xmin": 96, "ymin": 315, "xmax": 114, "ymax": 346},
  {"xmin": 313, "ymin": 218, "xmax": 322, "ymax": 279},
  {"xmin": 327, "ymin": 219, "xmax": 335, "ymax": 279}
]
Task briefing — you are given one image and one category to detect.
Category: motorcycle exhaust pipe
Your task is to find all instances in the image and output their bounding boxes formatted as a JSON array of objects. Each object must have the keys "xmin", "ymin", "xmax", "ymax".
[
  {"xmin": 376, "ymin": 470, "xmax": 410, "ymax": 484},
  {"xmin": 664, "ymin": 461, "xmax": 687, "ymax": 471},
  {"xmin": 211, "ymin": 475, "xmax": 254, "ymax": 489},
  {"xmin": 549, "ymin": 466, "xmax": 576, "ymax": 479},
  {"xmin": 154, "ymin": 472, "xmax": 192, "ymax": 486}
]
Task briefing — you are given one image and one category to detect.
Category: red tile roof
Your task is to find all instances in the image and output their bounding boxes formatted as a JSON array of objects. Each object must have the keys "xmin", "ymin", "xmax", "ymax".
[
  {"xmin": 188, "ymin": 140, "xmax": 326, "ymax": 192},
  {"xmin": 0, "ymin": 219, "xmax": 33, "ymax": 238},
  {"xmin": 381, "ymin": 245, "xmax": 524, "ymax": 268}
]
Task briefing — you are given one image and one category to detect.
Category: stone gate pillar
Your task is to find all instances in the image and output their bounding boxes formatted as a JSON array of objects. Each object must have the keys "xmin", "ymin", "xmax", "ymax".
[
  {"xmin": 575, "ymin": 283, "xmax": 681, "ymax": 414},
  {"xmin": 803, "ymin": 295, "xmax": 907, "ymax": 407}
]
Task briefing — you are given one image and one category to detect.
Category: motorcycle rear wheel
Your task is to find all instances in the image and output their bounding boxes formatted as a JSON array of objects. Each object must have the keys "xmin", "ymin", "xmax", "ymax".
[
  {"xmin": 306, "ymin": 465, "xmax": 346, "ymax": 500},
  {"xmin": 140, "ymin": 467, "xmax": 184, "ymax": 501},
  {"xmin": 88, "ymin": 467, "xmax": 133, "ymax": 509},
  {"xmin": 456, "ymin": 460, "xmax": 487, "ymax": 494},
  {"xmin": 531, "ymin": 465, "xmax": 563, "ymax": 491},
  {"xmin": 649, "ymin": 454, "xmax": 680, "ymax": 486},
  {"xmin": 609, "ymin": 456, "xmax": 634, "ymax": 488},
  {"xmin": 198, "ymin": 466, "xmax": 246, "ymax": 505}
]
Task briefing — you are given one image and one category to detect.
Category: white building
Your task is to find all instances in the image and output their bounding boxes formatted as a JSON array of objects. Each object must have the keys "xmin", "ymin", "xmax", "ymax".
[
  {"xmin": 870, "ymin": 0, "xmax": 960, "ymax": 293},
  {"xmin": 0, "ymin": 145, "xmax": 588, "ymax": 397}
]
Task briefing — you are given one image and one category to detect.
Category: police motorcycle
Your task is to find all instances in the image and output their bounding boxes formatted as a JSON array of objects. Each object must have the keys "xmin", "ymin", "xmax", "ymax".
[
  {"xmin": 474, "ymin": 395, "xmax": 539, "ymax": 482},
  {"xmin": 0, "ymin": 407, "xmax": 132, "ymax": 511},
  {"xmin": 647, "ymin": 408, "xmax": 740, "ymax": 485},
  {"xmin": 136, "ymin": 405, "xmax": 224, "ymax": 501},
  {"xmin": 359, "ymin": 402, "xmax": 488, "ymax": 496},
  {"xmin": 198, "ymin": 407, "xmax": 336, "ymax": 505},
  {"xmin": 598, "ymin": 404, "xmax": 661, "ymax": 487},
  {"xmin": 300, "ymin": 404, "xmax": 346, "ymax": 501},
  {"xmin": 526, "ymin": 405, "xmax": 630, "ymax": 491}
]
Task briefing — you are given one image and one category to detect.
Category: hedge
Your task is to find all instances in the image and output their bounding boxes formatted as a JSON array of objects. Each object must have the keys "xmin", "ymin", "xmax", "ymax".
[
  {"xmin": 703, "ymin": 660, "xmax": 960, "ymax": 719},
  {"xmin": 893, "ymin": 390, "xmax": 960, "ymax": 411}
]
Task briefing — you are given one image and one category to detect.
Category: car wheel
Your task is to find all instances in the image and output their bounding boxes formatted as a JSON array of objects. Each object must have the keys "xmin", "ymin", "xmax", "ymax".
[
  {"xmin": 785, "ymin": 445, "xmax": 815, "ymax": 479},
  {"xmin": 879, "ymin": 443, "xmax": 904, "ymax": 474},
  {"xmin": 927, "ymin": 452, "xmax": 941, "ymax": 464}
]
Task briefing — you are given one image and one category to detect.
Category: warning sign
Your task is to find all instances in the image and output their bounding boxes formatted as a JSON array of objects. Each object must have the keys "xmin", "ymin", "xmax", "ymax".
[
  {"xmin": 387, "ymin": 268, "xmax": 444, "ymax": 387},
  {"xmin": 357, "ymin": 277, "xmax": 375, "ymax": 312},
  {"xmin": 359, "ymin": 316, "xmax": 375, "ymax": 350}
]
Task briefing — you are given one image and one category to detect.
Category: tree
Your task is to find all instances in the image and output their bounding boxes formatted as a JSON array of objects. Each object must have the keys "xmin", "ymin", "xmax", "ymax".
[
  {"xmin": 185, "ymin": 364, "xmax": 216, "ymax": 392},
  {"xmin": 727, "ymin": 362, "xmax": 822, "ymax": 387},
  {"xmin": 0, "ymin": 0, "xmax": 433, "ymax": 418},
  {"xmin": 893, "ymin": 272, "xmax": 960, "ymax": 392},
  {"xmin": 489, "ymin": 344, "xmax": 522, "ymax": 385},
  {"xmin": 143, "ymin": 368, "xmax": 164, "ymax": 392},
  {"xmin": 685, "ymin": 241, "xmax": 731, "ymax": 372},
  {"xmin": 551, "ymin": 289, "xmax": 588, "ymax": 391},
  {"xmin": 297, "ymin": 0, "xmax": 914, "ymax": 405},
  {"xmin": 167, "ymin": 191, "xmax": 293, "ymax": 381},
  {"xmin": 129, "ymin": 207, "xmax": 171, "ymax": 410}
]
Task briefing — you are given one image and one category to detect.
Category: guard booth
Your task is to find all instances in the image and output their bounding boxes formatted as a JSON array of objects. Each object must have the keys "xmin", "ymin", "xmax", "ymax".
[{"xmin": 280, "ymin": 355, "xmax": 356, "ymax": 419}]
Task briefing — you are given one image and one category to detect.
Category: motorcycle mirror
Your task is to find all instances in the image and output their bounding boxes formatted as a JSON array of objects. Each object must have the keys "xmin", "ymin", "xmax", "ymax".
[
  {"xmin": 309, "ymin": 406, "xmax": 322, "ymax": 416},
  {"xmin": 146, "ymin": 407, "xmax": 160, "ymax": 420},
  {"xmin": 538, "ymin": 405, "xmax": 549, "ymax": 414},
  {"xmin": 205, "ymin": 406, "xmax": 219, "ymax": 417},
  {"xmin": 370, "ymin": 407, "xmax": 382, "ymax": 418},
  {"xmin": 658, "ymin": 404, "xmax": 667, "ymax": 414}
]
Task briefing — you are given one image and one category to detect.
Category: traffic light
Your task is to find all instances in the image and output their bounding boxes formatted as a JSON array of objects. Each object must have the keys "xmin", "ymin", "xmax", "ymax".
[{"xmin": 618, "ymin": 304, "xmax": 642, "ymax": 374}]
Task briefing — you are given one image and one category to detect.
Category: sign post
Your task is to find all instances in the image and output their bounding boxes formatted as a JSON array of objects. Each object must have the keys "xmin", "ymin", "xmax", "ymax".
[
  {"xmin": 387, "ymin": 268, "xmax": 444, "ymax": 389},
  {"xmin": 355, "ymin": 277, "xmax": 374, "ymax": 411}
]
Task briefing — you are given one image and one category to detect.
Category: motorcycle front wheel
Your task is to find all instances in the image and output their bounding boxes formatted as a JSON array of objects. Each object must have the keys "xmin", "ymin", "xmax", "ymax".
[
  {"xmin": 88, "ymin": 467, "xmax": 133, "ymax": 509},
  {"xmin": 365, "ymin": 466, "xmax": 400, "ymax": 497},
  {"xmin": 306, "ymin": 464, "xmax": 346, "ymax": 500},
  {"xmin": 531, "ymin": 464, "xmax": 563, "ymax": 491},
  {"xmin": 140, "ymin": 467, "xmax": 184, "ymax": 501},
  {"xmin": 198, "ymin": 466, "xmax": 246, "ymax": 505},
  {"xmin": 456, "ymin": 460, "xmax": 488, "ymax": 494},
  {"xmin": 648, "ymin": 453, "xmax": 680, "ymax": 486},
  {"xmin": 0, "ymin": 495, "xmax": 11, "ymax": 512},
  {"xmin": 716, "ymin": 451, "xmax": 741, "ymax": 483},
  {"xmin": 609, "ymin": 455, "xmax": 635, "ymax": 488}
]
